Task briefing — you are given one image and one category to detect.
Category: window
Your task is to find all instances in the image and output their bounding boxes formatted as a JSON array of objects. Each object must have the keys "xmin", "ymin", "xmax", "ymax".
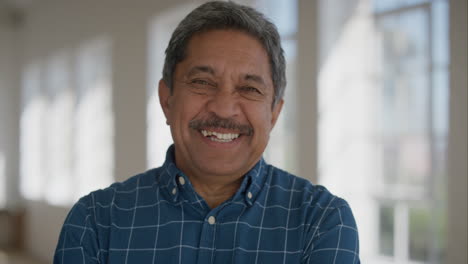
[
  {"xmin": 318, "ymin": 0, "xmax": 448, "ymax": 263},
  {"xmin": 43, "ymin": 51, "xmax": 74, "ymax": 204},
  {"xmin": 20, "ymin": 61, "xmax": 45, "ymax": 201},
  {"xmin": 374, "ymin": 1, "xmax": 448, "ymax": 262},
  {"xmin": 75, "ymin": 38, "xmax": 114, "ymax": 199},
  {"xmin": 20, "ymin": 37, "xmax": 114, "ymax": 205},
  {"xmin": 255, "ymin": 0, "xmax": 299, "ymax": 174},
  {"xmin": 146, "ymin": 3, "xmax": 197, "ymax": 169}
]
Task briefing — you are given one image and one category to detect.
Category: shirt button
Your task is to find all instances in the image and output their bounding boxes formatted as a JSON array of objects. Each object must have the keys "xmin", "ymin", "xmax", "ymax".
[
  {"xmin": 172, "ymin": 187, "xmax": 177, "ymax": 195},
  {"xmin": 208, "ymin": 216, "xmax": 216, "ymax": 225},
  {"xmin": 247, "ymin": 192, "xmax": 253, "ymax": 199},
  {"xmin": 178, "ymin": 176, "xmax": 186, "ymax": 185}
]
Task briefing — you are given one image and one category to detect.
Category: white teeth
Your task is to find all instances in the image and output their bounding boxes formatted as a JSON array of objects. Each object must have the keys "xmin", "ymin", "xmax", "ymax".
[{"xmin": 200, "ymin": 130, "xmax": 240, "ymax": 142}]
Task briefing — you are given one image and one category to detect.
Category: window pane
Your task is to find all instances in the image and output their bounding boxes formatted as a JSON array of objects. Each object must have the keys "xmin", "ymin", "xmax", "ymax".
[
  {"xmin": 319, "ymin": 0, "xmax": 448, "ymax": 263},
  {"xmin": 258, "ymin": 0, "xmax": 298, "ymax": 174},
  {"xmin": 378, "ymin": 8, "xmax": 430, "ymax": 137},
  {"xmin": 146, "ymin": 4, "xmax": 196, "ymax": 168},
  {"xmin": 382, "ymin": 137, "xmax": 431, "ymax": 186},
  {"xmin": 374, "ymin": 0, "xmax": 429, "ymax": 13},
  {"xmin": 20, "ymin": 62, "xmax": 45, "ymax": 201},
  {"xmin": 44, "ymin": 52, "xmax": 75, "ymax": 205},
  {"xmin": 255, "ymin": 0, "xmax": 298, "ymax": 36},
  {"xmin": 75, "ymin": 37, "xmax": 114, "ymax": 198},
  {"xmin": 409, "ymin": 204, "xmax": 446, "ymax": 262},
  {"xmin": 379, "ymin": 204, "xmax": 395, "ymax": 257},
  {"xmin": 431, "ymin": 0, "xmax": 449, "ymax": 66},
  {"xmin": 378, "ymin": 8, "xmax": 432, "ymax": 187},
  {"xmin": 264, "ymin": 39, "xmax": 298, "ymax": 173},
  {"xmin": 379, "ymin": 205, "xmax": 395, "ymax": 256},
  {"xmin": 432, "ymin": 70, "xmax": 449, "ymax": 137},
  {"xmin": 409, "ymin": 206, "xmax": 431, "ymax": 261}
]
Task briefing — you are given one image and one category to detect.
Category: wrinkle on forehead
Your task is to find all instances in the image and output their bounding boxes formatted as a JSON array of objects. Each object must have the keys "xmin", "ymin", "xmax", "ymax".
[{"xmin": 186, "ymin": 65, "xmax": 267, "ymax": 87}]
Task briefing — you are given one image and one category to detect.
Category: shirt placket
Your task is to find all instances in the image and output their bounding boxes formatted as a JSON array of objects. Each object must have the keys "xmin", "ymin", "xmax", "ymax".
[
  {"xmin": 174, "ymin": 173, "xmax": 217, "ymax": 264},
  {"xmin": 196, "ymin": 211, "xmax": 218, "ymax": 264}
]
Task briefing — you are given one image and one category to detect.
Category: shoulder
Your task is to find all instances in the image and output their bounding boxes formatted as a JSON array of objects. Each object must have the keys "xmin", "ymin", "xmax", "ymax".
[
  {"xmin": 68, "ymin": 167, "xmax": 162, "ymax": 222},
  {"xmin": 267, "ymin": 165, "xmax": 348, "ymax": 206},
  {"xmin": 266, "ymin": 164, "xmax": 356, "ymax": 227},
  {"xmin": 82, "ymin": 167, "xmax": 160, "ymax": 203},
  {"xmin": 266, "ymin": 166, "xmax": 359, "ymax": 261}
]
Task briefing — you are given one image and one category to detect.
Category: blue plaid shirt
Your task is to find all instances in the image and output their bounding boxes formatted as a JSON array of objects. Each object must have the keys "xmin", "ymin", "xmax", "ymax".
[{"xmin": 54, "ymin": 146, "xmax": 360, "ymax": 263}]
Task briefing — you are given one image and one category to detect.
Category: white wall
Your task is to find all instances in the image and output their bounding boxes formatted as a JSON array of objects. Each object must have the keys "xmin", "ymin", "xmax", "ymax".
[
  {"xmin": 0, "ymin": 9, "xmax": 19, "ymax": 250},
  {"xmin": 297, "ymin": 0, "xmax": 319, "ymax": 183},
  {"xmin": 447, "ymin": 0, "xmax": 468, "ymax": 263},
  {"xmin": 0, "ymin": 9, "xmax": 20, "ymax": 210}
]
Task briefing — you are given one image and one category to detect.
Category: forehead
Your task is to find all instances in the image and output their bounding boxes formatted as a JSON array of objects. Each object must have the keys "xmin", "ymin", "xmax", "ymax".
[
  {"xmin": 186, "ymin": 29, "xmax": 267, "ymax": 54},
  {"xmin": 179, "ymin": 30, "xmax": 272, "ymax": 83}
]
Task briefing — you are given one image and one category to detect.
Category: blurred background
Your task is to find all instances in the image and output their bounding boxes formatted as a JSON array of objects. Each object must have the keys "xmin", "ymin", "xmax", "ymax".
[{"xmin": 0, "ymin": 0, "xmax": 466, "ymax": 263}]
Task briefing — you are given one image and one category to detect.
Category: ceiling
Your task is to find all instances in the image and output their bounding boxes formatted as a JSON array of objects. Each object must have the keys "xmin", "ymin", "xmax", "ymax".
[
  {"xmin": 0, "ymin": 0, "xmax": 32, "ymax": 10},
  {"xmin": 0, "ymin": 0, "xmax": 32, "ymax": 26}
]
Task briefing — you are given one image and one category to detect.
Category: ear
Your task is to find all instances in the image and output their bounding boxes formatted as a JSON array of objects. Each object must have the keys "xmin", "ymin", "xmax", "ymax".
[
  {"xmin": 158, "ymin": 79, "xmax": 172, "ymax": 125},
  {"xmin": 270, "ymin": 99, "xmax": 284, "ymax": 130}
]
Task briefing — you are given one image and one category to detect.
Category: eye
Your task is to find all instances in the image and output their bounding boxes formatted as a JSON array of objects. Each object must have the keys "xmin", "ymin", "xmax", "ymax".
[
  {"xmin": 187, "ymin": 79, "xmax": 216, "ymax": 95},
  {"xmin": 240, "ymin": 86, "xmax": 262, "ymax": 94},
  {"xmin": 191, "ymin": 79, "xmax": 211, "ymax": 86},
  {"xmin": 238, "ymin": 86, "xmax": 265, "ymax": 101}
]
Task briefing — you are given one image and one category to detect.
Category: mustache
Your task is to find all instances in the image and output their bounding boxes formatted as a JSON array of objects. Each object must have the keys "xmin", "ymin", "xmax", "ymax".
[{"xmin": 189, "ymin": 115, "xmax": 253, "ymax": 136}]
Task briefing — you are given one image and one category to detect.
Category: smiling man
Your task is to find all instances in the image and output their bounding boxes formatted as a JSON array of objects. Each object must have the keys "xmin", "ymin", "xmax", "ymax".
[
  {"xmin": 54, "ymin": 1, "xmax": 360, "ymax": 264},
  {"xmin": 160, "ymin": 29, "xmax": 283, "ymax": 210}
]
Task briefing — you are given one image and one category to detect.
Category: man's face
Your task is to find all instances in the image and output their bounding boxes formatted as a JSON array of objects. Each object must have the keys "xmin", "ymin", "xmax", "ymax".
[{"xmin": 159, "ymin": 30, "xmax": 283, "ymax": 179}]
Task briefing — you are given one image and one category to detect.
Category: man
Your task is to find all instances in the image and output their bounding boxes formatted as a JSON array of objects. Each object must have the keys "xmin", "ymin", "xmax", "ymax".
[{"xmin": 54, "ymin": 1, "xmax": 360, "ymax": 263}]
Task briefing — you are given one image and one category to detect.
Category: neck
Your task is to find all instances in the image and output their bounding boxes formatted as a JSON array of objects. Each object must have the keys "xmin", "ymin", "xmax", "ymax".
[
  {"xmin": 188, "ymin": 172, "xmax": 243, "ymax": 209},
  {"xmin": 172, "ymin": 149, "xmax": 255, "ymax": 208}
]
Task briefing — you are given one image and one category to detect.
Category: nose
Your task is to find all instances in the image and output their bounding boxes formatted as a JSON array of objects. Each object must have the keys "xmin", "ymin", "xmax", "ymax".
[{"xmin": 205, "ymin": 88, "xmax": 241, "ymax": 119}]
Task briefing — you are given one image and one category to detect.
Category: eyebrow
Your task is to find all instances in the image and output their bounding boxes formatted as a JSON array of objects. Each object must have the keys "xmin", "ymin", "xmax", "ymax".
[
  {"xmin": 244, "ymin": 74, "xmax": 266, "ymax": 86},
  {"xmin": 187, "ymin": 65, "xmax": 215, "ymax": 77}
]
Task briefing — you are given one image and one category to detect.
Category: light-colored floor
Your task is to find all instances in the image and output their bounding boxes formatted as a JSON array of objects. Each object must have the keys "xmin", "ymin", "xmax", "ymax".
[{"xmin": 0, "ymin": 250, "xmax": 46, "ymax": 264}]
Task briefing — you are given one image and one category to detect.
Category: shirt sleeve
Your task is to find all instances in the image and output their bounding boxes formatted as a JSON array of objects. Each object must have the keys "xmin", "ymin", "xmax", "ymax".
[
  {"xmin": 54, "ymin": 196, "xmax": 101, "ymax": 264},
  {"xmin": 302, "ymin": 200, "xmax": 360, "ymax": 264}
]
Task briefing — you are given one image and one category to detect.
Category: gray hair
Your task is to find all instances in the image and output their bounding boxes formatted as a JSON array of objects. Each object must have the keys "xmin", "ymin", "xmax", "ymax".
[{"xmin": 162, "ymin": 1, "xmax": 286, "ymax": 106}]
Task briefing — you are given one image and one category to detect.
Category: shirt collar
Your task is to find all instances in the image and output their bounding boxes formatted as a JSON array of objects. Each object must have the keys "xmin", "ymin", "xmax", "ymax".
[
  {"xmin": 158, "ymin": 145, "xmax": 182, "ymax": 202},
  {"xmin": 158, "ymin": 144, "xmax": 267, "ymax": 206},
  {"xmin": 235, "ymin": 157, "xmax": 266, "ymax": 206}
]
